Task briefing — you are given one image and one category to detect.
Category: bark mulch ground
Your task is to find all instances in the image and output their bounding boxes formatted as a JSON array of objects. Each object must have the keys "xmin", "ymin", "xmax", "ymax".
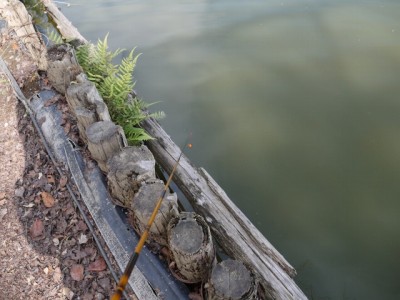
[{"xmin": 0, "ymin": 26, "xmax": 135, "ymax": 300}]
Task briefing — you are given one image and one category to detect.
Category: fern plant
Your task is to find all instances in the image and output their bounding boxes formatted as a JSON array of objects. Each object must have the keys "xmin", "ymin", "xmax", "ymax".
[
  {"xmin": 75, "ymin": 34, "xmax": 164, "ymax": 144},
  {"xmin": 47, "ymin": 29, "xmax": 64, "ymax": 45}
]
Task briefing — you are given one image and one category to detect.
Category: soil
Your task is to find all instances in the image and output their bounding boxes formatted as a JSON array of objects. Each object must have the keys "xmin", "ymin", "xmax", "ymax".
[{"xmin": 0, "ymin": 24, "xmax": 135, "ymax": 300}]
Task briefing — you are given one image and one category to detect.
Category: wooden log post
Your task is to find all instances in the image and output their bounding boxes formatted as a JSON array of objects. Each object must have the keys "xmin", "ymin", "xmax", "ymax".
[
  {"xmin": 47, "ymin": 44, "xmax": 81, "ymax": 94},
  {"xmin": 206, "ymin": 259, "xmax": 257, "ymax": 300},
  {"xmin": 129, "ymin": 180, "xmax": 179, "ymax": 245},
  {"xmin": 65, "ymin": 76, "xmax": 111, "ymax": 142},
  {"xmin": 167, "ymin": 212, "xmax": 215, "ymax": 283},
  {"xmin": 106, "ymin": 146, "xmax": 156, "ymax": 208},
  {"xmin": 74, "ymin": 107, "xmax": 96, "ymax": 143},
  {"xmin": 86, "ymin": 121, "xmax": 126, "ymax": 172}
]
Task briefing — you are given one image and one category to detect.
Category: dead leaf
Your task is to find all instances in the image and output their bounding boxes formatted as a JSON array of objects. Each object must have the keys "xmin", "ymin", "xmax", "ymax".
[
  {"xmin": 30, "ymin": 219, "xmax": 44, "ymax": 238},
  {"xmin": 62, "ymin": 287, "xmax": 74, "ymax": 299},
  {"xmin": 41, "ymin": 191, "xmax": 55, "ymax": 208},
  {"xmin": 77, "ymin": 220, "xmax": 87, "ymax": 231},
  {"xmin": 14, "ymin": 187, "xmax": 25, "ymax": 198},
  {"xmin": 59, "ymin": 175, "xmax": 68, "ymax": 188},
  {"xmin": 88, "ymin": 257, "xmax": 106, "ymax": 272},
  {"xmin": 64, "ymin": 122, "xmax": 71, "ymax": 134},
  {"xmin": 44, "ymin": 95, "xmax": 60, "ymax": 107},
  {"xmin": 78, "ymin": 233, "xmax": 88, "ymax": 244},
  {"xmin": 0, "ymin": 208, "xmax": 7, "ymax": 221},
  {"xmin": 47, "ymin": 174, "xmax": 56, "ymax": 184},
  {"xmin": 53, "ymin": 267, "xmax": 62, "ymax": 282},
  {"xmin": 70, "ymin": 264, "xmax": 84, "ymax": 281},
  {"xmin": 189, "ymin": 293, "xmax": 203, "ymax": 300},
  {"xmin": 22, "ymin": 203, "xmax": 35, "ymax": 208}
]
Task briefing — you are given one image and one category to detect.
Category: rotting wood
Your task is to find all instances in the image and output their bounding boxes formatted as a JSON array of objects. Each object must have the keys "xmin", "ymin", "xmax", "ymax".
[
  {"xmin": 142, "ymin": 118, "xmax": 307, "ymax": 300},
  {"xmin": 73, "ymin": 106, "xmax": 96, "ymax": 143},
  {"xmin": 65, "ymin": 73, "xmax": 111, "ymax": 142},
  {"xmin": 129, "ymin": 180, "xmax": 179, "ymax": 246},
  {"xmin": 66, "ymin": 73, "xmax": 111, "ymax": 122},
  {"xmin": 40, "ymin": 0, "xmax": 87, "ymax": 44},
  {"xmin": 86, "ymin": 120, "xmax": 126, "ymax": 172},
  {"xmin": 47, "ymin": 44, "xmax": 81, "ymax": 94},
  {"xmin": 206, "ymin": 259, "xmax": 257, "ymax": 300},
  {"xmin": 167, "ymin": 212, "xmax": 215, "ymax": 283},
  {"xmin": 107, "ymin": 146, "xmax": 156, "ymax": 208}
]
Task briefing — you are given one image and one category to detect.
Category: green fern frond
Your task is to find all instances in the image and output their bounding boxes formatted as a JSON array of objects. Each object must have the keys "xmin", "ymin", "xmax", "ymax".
[
  {"xmin": 149, "ymin": 111, "xmax": 166, "ymax": 120},
  {"xmin": 75, "ymin": 34, "xmax": 164, "ymax": 145},
  {"xmin": 48, "ymin": 29, "xmax": 63, "ymax": 45}
]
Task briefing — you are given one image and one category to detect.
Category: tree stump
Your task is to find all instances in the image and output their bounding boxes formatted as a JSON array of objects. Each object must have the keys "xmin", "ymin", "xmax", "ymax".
[
  {"xmin": 106, "ymin": 146, "xmax": 156, "ymax": 207},
  {"xmin": 206, "ymin": 259, "xmax": 257, "ymax": 300},
  {"xmin": 129, "ymin": 180, "xmax": 178, "ymax": 245},
  {"xmin": 47, "ymin": 44, "xmax": 81, "ymax": 94},
  {"xmin": 167, "ymin": 212, "xmax": 215, "ymax": 283},
  {"xmin": 86, "ymin": 121, "xmax": 126, "ymax": 172}
]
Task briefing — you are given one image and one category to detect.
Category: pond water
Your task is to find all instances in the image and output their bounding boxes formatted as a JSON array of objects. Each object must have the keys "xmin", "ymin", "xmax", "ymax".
[{"xmin": 61, "ymin": 1, "xmax": 400, "ymax": 299}]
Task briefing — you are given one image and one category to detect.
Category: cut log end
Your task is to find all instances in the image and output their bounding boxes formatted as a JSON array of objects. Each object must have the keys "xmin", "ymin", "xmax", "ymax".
[
  {"xmin": 129, "ymin": 180, "xmax": 178, "ymax": 245},
  {"xmin": 107, "ymin": 146, "xmax": 156, "ymax": 207},
  {"xmin": 86, "ymin": 121, "xmax": 125, "ymax": 172},
  {"xmin": 167, "ymin": 212, "xmax": 215, "ymax": 283},
  {"xmin": 207, "ymin": 259, "xmax": 257, "ymax": 300}
]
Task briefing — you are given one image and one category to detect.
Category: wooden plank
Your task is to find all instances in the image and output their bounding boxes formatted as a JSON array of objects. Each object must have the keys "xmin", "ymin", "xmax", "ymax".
[
  {"xmin": 40, "ymin": 0, "xmax": 87, "ymax": 44},
  {"xmin": 142, "ymin": 118, "xmax": 307, "ymax": 300}
]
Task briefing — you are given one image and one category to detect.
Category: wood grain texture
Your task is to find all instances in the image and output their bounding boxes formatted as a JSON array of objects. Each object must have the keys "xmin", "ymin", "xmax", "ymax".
[
  {"xmin": 40, "ymin": 0, "xmax": 87, "ymax": 44},
  {"xmin": 86, "ymin": 121, "xmax": 126, "ymax": 172}
]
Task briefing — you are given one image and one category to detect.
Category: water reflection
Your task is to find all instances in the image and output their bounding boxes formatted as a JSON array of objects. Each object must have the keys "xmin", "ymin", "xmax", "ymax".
[{"xmin": 64, "ymin": 1, "xmax": 400, "ymax": 298}]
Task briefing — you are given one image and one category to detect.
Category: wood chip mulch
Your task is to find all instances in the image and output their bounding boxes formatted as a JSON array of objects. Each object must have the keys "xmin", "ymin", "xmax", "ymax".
[{"xmin": 0, "ymin": 27, "xmax": 135, "ymax": 300}]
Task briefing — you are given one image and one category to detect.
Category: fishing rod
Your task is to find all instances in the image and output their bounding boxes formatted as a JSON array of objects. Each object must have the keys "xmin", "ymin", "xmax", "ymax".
[{"xmin": 111, "ymin": 140, "xmax": 192, "ymax": 300}]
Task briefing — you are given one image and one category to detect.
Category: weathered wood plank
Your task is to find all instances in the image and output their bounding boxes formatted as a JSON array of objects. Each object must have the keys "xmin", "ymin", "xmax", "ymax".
[
  {"xmin": 142, "ymin": 118, "xmax": 307, "ymax": 300},
  {"xmin": 40, "ymin": 0, "xmax": 87, "ymax": 44}
]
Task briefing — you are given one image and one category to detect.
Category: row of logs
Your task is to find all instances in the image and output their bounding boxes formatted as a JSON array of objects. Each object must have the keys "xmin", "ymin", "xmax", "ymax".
[{"xmin": 47, "ymin": 44, "xmax": 258, "ymax": 299}]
